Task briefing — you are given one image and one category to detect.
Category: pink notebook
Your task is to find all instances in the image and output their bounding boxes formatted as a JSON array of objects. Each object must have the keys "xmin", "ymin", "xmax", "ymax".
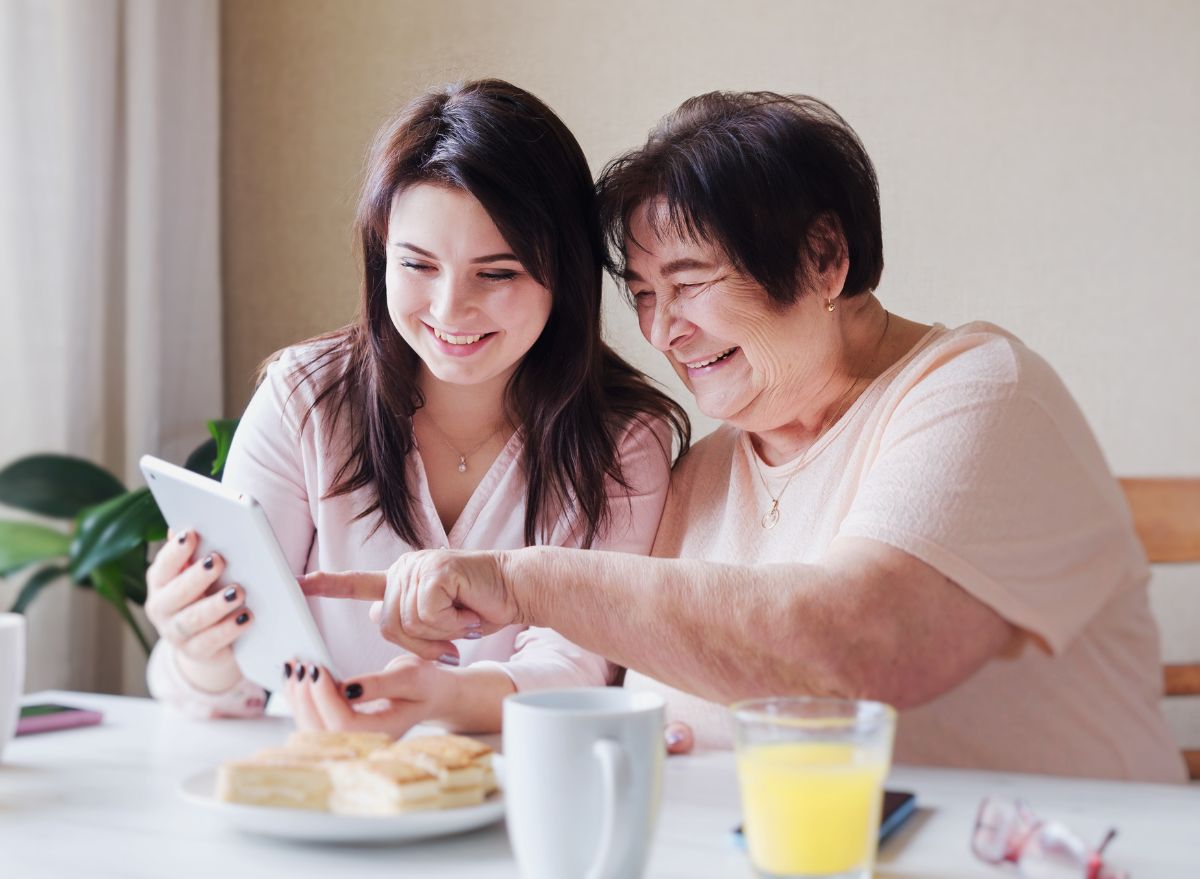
[{"xmin": 16, "ymin": 703, "xmax": 103, "ymax": 735}]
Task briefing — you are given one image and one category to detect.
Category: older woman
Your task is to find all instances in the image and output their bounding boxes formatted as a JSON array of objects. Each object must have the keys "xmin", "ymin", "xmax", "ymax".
[{"xmin": 306, "ymin": 92, "xmax": 1184, "ymax": 782}]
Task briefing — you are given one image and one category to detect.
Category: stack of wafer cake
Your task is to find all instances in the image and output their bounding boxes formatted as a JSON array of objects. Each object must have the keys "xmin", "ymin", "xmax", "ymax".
[{"xmin": 215, "ymin": 730, "xmax": 496, "ymax": 815}]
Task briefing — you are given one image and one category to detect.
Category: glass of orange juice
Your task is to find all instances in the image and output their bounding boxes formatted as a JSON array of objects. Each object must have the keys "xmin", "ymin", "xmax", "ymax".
[{"xmin": 733, "ymin": 697, "xmax": 896, "ymax": 879}]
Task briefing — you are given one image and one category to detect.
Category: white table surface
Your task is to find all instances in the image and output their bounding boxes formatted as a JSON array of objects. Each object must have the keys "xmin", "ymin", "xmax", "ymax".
[{"xmin": 1, "ymin": 691, "xmax": 1198, "ymax": 878}]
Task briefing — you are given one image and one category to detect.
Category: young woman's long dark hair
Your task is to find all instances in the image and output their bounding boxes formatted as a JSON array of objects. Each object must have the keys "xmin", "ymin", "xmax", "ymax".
[{"xmin": 276, "ymin": 79, "xmax": 689, "ymax": 547}]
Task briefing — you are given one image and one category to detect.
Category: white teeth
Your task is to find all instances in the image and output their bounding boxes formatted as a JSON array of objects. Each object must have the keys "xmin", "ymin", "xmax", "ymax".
[
  {"xmin": 434, "ymin": 329, "xmax": 485, "ymax": 345},
  {"xmin": 689, "ymin": 347, "xmax": 737, "ymax": 368}
]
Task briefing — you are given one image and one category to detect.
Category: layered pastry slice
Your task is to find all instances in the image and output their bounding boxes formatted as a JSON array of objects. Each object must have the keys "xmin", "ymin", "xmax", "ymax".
[
  {"xmin": 284, "ymin": 730, "xmax": 394, "ymax": 758},
  {"xmin": 376, "ymin": 737, "xmax": 487, "ymax": 807},
  {"xmin": 216, "ymin": 757, "xmax": 332, "ymax": 811},
  {"xmin": 408, "ymin": 734, "xmax": 497, "ymax": 795},
  {"xmin": 326, "ymin": 758, "xmax": 441, "ymax": 815},
  {"xmin": 251, "ymin": 744, "xmax": 357, "ymax": 764}
]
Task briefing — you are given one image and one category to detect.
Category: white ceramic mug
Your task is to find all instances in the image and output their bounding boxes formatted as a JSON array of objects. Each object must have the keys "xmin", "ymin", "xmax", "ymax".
[
  {"xmin": 502, "ymin": 688, "xmax": 665, "ymax": 879},
  {"xmin": 0, "ymin": 612, "xmax": 27, "ymax": 762}
]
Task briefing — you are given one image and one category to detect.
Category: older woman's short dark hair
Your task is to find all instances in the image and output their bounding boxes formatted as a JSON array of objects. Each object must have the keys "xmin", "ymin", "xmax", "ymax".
[{"xmin": 597, "ymin": 92, "xmax": 883, "ymax": 304}]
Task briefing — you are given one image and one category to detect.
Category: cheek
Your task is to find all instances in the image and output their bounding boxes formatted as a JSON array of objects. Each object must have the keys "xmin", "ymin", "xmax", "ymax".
[
  {"xmin": 636, "ymin": 306, "xmax": 654, "ymax": 341},
  {"xmin": 494, "ymin": 285, "xmax": 552, "ymax": 337},
  {"xmin": 384, "ymin": 271, "xmax": 422, "ymax": 318}
]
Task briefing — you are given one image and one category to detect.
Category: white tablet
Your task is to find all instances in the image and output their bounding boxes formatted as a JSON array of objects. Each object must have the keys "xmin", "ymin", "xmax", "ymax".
[{"xmin": 140, "ymin": 454, "xmax": 337, "ymax": 689}]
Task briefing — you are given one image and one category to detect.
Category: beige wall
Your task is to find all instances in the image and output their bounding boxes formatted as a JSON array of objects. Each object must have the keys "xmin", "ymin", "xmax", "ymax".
[{"xmin": 221, "ymin": 0, "xmax": 1200, "ymax": 734}]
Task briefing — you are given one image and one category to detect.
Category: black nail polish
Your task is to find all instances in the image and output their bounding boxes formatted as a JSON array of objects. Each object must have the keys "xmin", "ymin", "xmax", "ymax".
[
  {"xmin": 176, "ymin": 531, "xmax": 188, "ymax": 545},
  {"xmin": 283, "ymin": 662, "xmax": 292, "ymax": 678},
  {"xmin": 235, "ymin": 612, "xmax": 249, "ymax": 625},
  {"xmin": 203, "ymin": 556, "xmax": 214, "ymax": 570},
  {"xmin": 345, "ymin": 683, "xmax": 363, "ymax": 700},
  {"xmin": 296, "ymin": 664, "xmax": 306, "ymax": 681},
  {"xmin": 223, "ymin": 587, "xmax": 237, "ymax": 602},
  {"xmin": 311, "ymin": 667, "xmax": 320, "ymax": 683}
]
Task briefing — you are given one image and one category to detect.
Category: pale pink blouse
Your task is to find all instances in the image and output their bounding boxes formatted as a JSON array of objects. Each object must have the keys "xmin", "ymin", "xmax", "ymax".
[
  {"xmin": 148, "ymin": 345, "xmax": 672, "ymax": 716},
  {"xmin": 628, "ymin": 322, "xmax": 1184, "ymax": 782}
]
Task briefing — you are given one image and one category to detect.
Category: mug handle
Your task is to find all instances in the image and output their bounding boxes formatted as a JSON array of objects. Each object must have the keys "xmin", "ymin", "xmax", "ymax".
[{"xmin": 585, "ymin": 738, "xmax": 627, "ymax": 879}]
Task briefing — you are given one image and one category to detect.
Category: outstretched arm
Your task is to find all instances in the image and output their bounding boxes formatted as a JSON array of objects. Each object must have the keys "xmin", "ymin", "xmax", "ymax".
[{"xmin": 303, "ymin": 537, "xmax": 1016, "ymax": 711}]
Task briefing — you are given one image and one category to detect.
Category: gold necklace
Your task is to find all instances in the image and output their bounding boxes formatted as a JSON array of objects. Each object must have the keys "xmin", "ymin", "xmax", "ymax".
[
  {"xmin": 751, "ymin": 309, "xmax": 891, "ymax": 529},
  {"xmin": 750, "ymin": 370, "xmax": 870, "ymax": 529},
  {"xmin": 418, "ymin": 411, "xmax": 507, "ymax": 474}
]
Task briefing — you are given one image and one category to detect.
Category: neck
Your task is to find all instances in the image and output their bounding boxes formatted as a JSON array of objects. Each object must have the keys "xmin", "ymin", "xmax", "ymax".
[
  {"xmin": 751, "ymin": 294, "xmax": 894, "ymax": 465},
  {"xmin": 417, "ymin": 367, "xmax": 512, "ymax": 442}
]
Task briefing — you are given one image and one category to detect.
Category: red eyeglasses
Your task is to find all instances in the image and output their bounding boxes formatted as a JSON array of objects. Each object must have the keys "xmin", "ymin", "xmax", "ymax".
[{"xmin": 971, "ymin": 797, "xmax": 1129, "ymax": 879}]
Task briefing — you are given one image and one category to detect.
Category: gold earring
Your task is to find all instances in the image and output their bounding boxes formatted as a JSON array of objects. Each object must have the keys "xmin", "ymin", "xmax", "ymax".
[{"xmin": 826, "ymin": 299, "xmax": 836, "ymax": 312}]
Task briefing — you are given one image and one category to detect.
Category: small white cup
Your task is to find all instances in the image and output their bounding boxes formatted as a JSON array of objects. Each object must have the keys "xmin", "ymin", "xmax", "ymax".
[
  {"xmin": 503, "ymin": 687, "xmax": 665, "ymax": 879},
  {"xmin": 0, "ymin": 612, "xmax": 27, "ymax": 761}
]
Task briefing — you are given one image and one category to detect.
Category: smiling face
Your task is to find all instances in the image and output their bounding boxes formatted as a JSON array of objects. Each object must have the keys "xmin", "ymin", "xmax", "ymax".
[
  {"xmin": 385, "ymin": 183, "xmax": 553, "ymax": 389},
  {"xmin": 624, "ymin": 202, "xmax": 846, "ymax": 431}
]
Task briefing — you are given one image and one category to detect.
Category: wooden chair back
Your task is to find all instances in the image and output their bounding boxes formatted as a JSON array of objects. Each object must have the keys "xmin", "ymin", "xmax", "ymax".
[{"xmin": 1120, "ymin": 477, "xmax": 1200, "ymax": 779}]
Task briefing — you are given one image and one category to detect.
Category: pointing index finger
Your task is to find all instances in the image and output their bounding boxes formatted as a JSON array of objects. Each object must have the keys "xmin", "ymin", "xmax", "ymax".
[{"xmin": 298, "ymin": 570, "xmax": 387, "ymax": 601}]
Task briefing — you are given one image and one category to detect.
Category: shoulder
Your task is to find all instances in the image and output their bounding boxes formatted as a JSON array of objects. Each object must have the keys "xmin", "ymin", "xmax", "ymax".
[
  {"xmin": 894, "ymin": 321, "xmax": 1073, "ymax": 409},
  {"xmin": 240, "ymin": 336, "xmax": 355, "ymax": 445},
  {"xmin": 669, "ymin": 423, "xmax": 740, "ymax": 489},
  {"xmin": 613, "ymin": 411, "xmax": 674, "ymax": 461},
  {"xmin": 260, "ymin": 338, "xmax": 349, "ymax": 404}
]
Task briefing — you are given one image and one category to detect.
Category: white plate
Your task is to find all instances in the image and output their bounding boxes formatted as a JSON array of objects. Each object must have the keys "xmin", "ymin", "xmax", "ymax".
[{"xmin": 179, "ymin": 768, "xmax": 506, "ymax": 843}]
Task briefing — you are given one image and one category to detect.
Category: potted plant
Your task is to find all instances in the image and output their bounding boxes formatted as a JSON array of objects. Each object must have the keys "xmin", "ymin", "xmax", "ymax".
[{"xmin": 0, "ymin": 420, "xmax": 239, "ymax": 653}]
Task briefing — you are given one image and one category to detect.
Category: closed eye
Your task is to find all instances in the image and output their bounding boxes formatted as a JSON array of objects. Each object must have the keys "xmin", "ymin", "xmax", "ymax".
[
  {"xmin": 399, "ymin": 259, "xmax": 434, "ymax": 272},
  {"xmin": 478, "ymin": 270, "xmax": 519, "ymax": 282},
  {"xmin": 632, "ymin": 290, "xmax": 656, "ymax": 307},
  {"xmin": 678, "ymin": 276, "xmax": 724, "ymax": 293}
]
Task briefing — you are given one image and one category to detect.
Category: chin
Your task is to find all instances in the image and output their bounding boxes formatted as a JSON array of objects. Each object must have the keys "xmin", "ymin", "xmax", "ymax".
[
  {"xmin": 694, "ymin": 395, "xmax": 749, "ymax": 425},
  {"xmin": 424, "ymin": 363, "xmax": 499, "ymax": 386}
]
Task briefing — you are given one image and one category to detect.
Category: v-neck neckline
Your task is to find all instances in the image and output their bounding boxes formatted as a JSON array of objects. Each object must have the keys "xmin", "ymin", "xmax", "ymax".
[{"xmin": 412, "ymin": 428, "xmax": 524, "ymax": 548}]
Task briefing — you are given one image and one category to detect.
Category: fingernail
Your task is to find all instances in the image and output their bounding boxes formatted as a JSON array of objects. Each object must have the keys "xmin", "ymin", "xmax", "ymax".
[
  {"xmin": 296, "ymin": 664, "xmax": 306, "ymax": 681},
  {"xmin": 176, "ymin": 530, "xmax": 188, "ymax": 545},
  {"xmin": 235, "ymin": 612, "xmax": 249, "ymax": 625},
  {"xmin": 464, "ymin": 630, "xmax": 483, "ymax": 640},
  {"xmin": 345, "ymin": 683, "xmax": 363, "ymax": 700},
  {"xmin": 203, "ymin": 555, "xmax": 214, "ymax": 570},
  {"xmin": 283, "ymin": 662, "xmax": 292, "ymax": 679},
  {"xmin": 665, "ymin": 729, "xmax": 684, "ymax": 748},
  {"xmin": 466, "ymin": 619, "xmax": 482, "ymax": 630},
  {"xmin": 311, "ymin": 667, "xmax": 320, "ymax": 683},
  {"xmin": 223, "ymin": 587, "xmax": 237, "ymax": 602},
  {"xmin": 437, "ymin": 653, "xmax": 460, "ymax": 667}
]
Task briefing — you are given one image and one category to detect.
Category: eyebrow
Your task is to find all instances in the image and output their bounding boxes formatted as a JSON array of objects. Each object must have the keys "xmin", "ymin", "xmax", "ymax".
[
  {"xmin": 392, "ymin": 241, "xmax": 520, "ymax": 264},
  {"xmin": 623, "ymin": 258, "xmax": 717, "ymax": 284}
]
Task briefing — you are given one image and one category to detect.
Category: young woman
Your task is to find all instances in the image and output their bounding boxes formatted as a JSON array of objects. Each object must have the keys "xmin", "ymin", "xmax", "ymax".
[{"xmin": 141, "ymin": 79, "xmax": 688, "ymax": 735}]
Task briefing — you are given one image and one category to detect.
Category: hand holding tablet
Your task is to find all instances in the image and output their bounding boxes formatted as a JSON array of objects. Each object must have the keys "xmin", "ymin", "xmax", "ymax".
[{"xmin": 141, "ymin": 455, "xmax": 337, "ymax": 690}]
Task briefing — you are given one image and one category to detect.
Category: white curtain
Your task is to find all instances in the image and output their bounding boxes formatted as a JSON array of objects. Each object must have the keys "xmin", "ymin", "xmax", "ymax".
[{"xmin": 0, "ymin": 0, "xmax": 221, "ymax": 695}]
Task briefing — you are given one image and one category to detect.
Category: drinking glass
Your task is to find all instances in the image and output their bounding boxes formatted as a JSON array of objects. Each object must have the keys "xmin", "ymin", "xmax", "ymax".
[{"xmin": 733, "ymin": 696, "xmax": 896, "ymax": 879}]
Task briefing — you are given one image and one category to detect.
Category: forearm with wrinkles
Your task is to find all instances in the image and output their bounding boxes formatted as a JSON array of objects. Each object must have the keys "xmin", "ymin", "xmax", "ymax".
[
  {"xmin": 497, "ymin": 541, "xmax": 1015, "ymax": 710},
  {"xmin": 499, "ymin": 546, "xmax": 857, "ymax": 705}
]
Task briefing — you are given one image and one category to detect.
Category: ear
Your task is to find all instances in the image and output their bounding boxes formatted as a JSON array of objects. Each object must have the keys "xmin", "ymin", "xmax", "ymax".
[{"xmin": 805, "ymin": 213, "xmax": 850, "ymax": 301}]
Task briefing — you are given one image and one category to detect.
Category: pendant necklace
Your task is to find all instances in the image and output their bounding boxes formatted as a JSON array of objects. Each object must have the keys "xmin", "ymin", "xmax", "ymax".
[{"xmin": 419, "ymin": 412, "xmax": 507, "ymax": 474}]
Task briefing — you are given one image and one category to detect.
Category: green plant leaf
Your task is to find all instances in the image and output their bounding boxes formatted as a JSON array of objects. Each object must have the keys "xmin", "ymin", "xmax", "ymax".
[
  {"xmin": 183, "ymin": 438, "xmax": 218, "ymax": 479},
  {"xmin": 9, "ymin": 565, "xmax": 68, "ymax": 613},
  {"xmin": 69, "ymin": 488, "xmax": 167, "ymax": 582},
  {"xmin": 207, "ymin": 419, "xmax": 239, "ymax": 478},
  {"xmin": 90, "ymin": 561, "xmax": 153, "ymax": 655},
  {"xmin": 0, "ymin": 455, "xmax": 126, "ymax": 518},
  {"xmin": 114, "ymin": 545, "xmax": 149, "ymax": 606},
  {"xmin": 0, "ymin": 521, "xmax": 71, "ymax": 575}
]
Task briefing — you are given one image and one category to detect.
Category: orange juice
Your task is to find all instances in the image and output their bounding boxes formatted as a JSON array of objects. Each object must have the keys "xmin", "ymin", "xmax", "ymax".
[{"xmin": 736, "ymin": 741, "xmax": 887, "ymax": 877}]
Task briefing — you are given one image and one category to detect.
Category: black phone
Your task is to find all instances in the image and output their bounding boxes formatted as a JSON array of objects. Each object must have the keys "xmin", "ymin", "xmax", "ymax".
[{"xmin": 732, "ymin": 789, "xmax": 917, "ymax": 847}]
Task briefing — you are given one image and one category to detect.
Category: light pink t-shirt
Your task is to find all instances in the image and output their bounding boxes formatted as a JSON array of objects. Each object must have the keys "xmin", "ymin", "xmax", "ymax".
[
  {"xmin": 627, "ymin": 322, "xmax": 1185, "ymax": 783},
  {"xmin": 148, "ymin": 345, "xmax": 672, "ymax": 716}
]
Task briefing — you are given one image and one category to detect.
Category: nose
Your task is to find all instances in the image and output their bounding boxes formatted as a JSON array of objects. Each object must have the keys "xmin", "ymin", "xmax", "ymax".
[
  {"xmin": 428, "ymin": 273, "xmax": 477, "ymax": 327},
  {"xmin": 645, "ymin": 295, "xmax": 692, "ymax": 352}
]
